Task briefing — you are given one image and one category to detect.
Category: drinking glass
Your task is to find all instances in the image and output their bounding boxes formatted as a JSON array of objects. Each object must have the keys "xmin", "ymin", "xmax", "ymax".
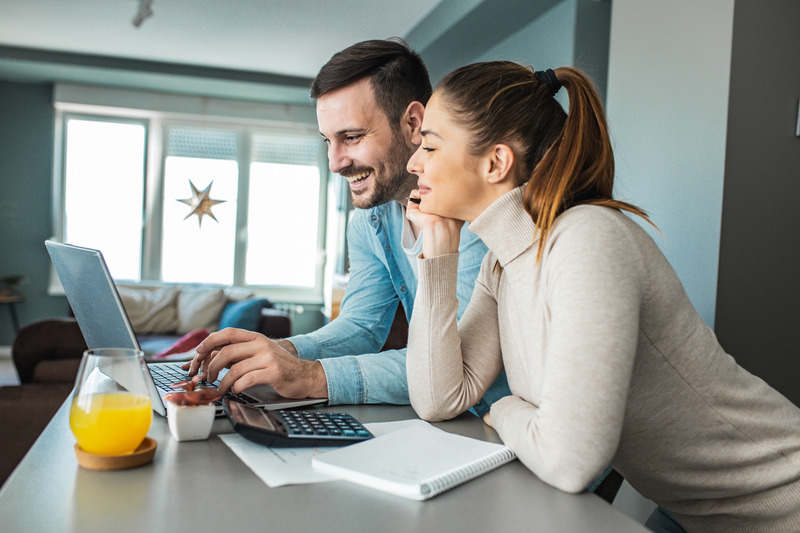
[{"xmin": 69, "ymin": 348, "xmax": 153, "ymax": 455}]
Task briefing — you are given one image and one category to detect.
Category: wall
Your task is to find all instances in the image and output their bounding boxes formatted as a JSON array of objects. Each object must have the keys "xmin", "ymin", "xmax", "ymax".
[
  {"xmin": 715, "ymin": 1, "xmax": 800, "ymax": 405},
  {"xmin": 415, "ymin": 0, "xmax": 610, "ymax": 102},
  {"xmin": 471, "ymin": 0, "xmax": 610, "ymax": 101},
  {"xmin": 472, "ymin": 1, "xmax": 576, "ymax": 77},
  {"xmin": 605, "ymin": 0, "xmax": 735, "ymax": 327},
  {"xmin": 0, "ymin": 81, "xmax": 71, "ymax": 345},
  {"xmin": 410, "ymin": 0, "xmax": 565, "ymax": 84}
]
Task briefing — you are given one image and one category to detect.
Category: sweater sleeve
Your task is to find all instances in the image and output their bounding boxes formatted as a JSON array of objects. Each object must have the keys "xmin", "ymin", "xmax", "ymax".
[
  {"xmin": 407, "ymin": 253, "xmax": 503, "ymax": 421},
  {"xmin": 491, "ymin": 211, "xmax": 645, "ymax": 493}
]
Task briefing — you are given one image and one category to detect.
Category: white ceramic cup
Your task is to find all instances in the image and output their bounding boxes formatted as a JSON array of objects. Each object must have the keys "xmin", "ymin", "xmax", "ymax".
[{"xmin": 166, "ymin": 402, "xmax": 215, "ymax": 442}]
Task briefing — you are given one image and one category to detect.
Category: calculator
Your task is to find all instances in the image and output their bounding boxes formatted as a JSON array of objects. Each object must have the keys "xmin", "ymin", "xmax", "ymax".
[{"xmin": 223, "ymin": 398, "xmax": 374, "ymax": 447}]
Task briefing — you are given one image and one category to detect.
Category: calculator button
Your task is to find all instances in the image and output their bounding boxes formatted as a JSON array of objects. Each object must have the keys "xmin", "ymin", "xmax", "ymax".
[{"xmin": 269, "ymin": 410, "xmax": 373, "ymax": 443}]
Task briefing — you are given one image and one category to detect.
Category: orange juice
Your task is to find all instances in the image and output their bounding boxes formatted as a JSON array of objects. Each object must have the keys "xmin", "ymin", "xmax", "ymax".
[{"xmin": 70, "ymin": 392, "xmax": 152, "ymax": 455}]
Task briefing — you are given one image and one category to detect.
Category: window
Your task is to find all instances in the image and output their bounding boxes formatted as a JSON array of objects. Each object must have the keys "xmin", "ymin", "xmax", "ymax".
[
  {"xmin": 63, "ymin": 118, "xmax": 146, "ymax": 281},
  {"xmin": 54, "ymin": 92, "xmax": 330, "ymax": 303},
  {"xmin": 160, "ymin": 127, "xmax": 240, "ymax": 285},
  {"xmin": 246, "ymin": 134, "xmax": 321, "ymax": 288}
]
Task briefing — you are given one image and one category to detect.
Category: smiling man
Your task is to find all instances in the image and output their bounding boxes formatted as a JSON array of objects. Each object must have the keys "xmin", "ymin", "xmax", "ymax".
[
  {"xmin": 185, "ymin": 39, "xmax": 509, "ymax": 414},
  {"xmin": 317, "ymin": 77, "xmax": 418, "ymax": 209}
]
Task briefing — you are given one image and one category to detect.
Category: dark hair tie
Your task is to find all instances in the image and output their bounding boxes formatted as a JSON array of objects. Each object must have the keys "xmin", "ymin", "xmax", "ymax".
[{"xmin": 534, "ymin": 69, "xmax": 561, "ymax": 97}]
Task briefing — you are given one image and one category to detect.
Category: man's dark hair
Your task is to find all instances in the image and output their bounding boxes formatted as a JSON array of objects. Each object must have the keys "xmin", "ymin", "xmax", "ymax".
[{"xmin": 310, "ymin": 38, "xmax": 432, "ymax": 127}]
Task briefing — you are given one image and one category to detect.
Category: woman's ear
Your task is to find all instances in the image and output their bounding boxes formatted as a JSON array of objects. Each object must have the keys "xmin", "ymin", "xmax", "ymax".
[
  {"xmin": 403, "ymin": 101, "xmax": 425, "ymax": 146},
  {"xmin": 486, "ymin": 144, "xmax": 515, "ymax": 184}
]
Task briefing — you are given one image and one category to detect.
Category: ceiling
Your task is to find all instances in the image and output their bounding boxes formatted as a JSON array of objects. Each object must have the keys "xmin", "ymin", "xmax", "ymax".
[{"xmin": 0, "ymin": 0, "xmax": 449, "ymax": 103}]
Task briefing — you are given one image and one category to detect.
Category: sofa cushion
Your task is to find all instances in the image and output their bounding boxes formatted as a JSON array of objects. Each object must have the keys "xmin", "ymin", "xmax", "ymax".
[
  {"xmin": 219, "ymin": 298, "xmax": 268, "ymax": 331},
  {"xmin": 176, "ymin": 288, "xmax": 226, "ymax": 334},
  {"xmin": 117, "ymin": 286, "xmax": 179, "ymax": 334},
  {"xmin": 223, "ymin": 287, "xmax": 256, "ymax": 302}
]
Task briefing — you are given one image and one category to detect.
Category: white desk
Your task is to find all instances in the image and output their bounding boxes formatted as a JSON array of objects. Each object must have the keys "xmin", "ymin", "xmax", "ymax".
[{"xmin": 0, "ymin": 400, "xmax": 649, "ymax": 533}]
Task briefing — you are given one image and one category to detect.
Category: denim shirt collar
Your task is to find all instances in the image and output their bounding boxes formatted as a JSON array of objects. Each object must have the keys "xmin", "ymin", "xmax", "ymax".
[{"xmin": 367, "ymin": 203, "xmax": 388, "ymax": 230}]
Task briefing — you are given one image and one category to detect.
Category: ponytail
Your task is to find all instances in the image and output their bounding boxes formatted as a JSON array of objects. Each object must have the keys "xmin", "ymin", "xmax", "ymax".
[
  {"xmin": 523, "ymin": 67, "xmax": 652, "ymax": 260},
  {"xmin": 435, "ymin": 62, "xmax": 653, "ymax": 262}
]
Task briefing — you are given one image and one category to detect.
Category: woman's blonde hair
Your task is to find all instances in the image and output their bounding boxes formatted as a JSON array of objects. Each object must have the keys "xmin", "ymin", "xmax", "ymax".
[{"xmin": 435, "ymin": 61, "xmax": 651, "ymax": 259}]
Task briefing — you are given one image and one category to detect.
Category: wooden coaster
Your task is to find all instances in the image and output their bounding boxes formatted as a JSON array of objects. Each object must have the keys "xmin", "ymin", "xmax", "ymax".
[{"xmin": 74, "ymin": 437, "xmax": 157, "ymax": 471}]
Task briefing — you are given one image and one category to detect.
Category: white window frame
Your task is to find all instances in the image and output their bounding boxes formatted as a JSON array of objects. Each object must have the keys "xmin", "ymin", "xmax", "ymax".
[{"xmin": 50, "ymin": 84, "xmax": 330, "ymax": 304}]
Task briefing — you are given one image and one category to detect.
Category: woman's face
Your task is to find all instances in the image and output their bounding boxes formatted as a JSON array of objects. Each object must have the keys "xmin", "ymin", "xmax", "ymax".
[{"xmin": 406, "ymin": 93, "xmax": 489, "ymax": 222}]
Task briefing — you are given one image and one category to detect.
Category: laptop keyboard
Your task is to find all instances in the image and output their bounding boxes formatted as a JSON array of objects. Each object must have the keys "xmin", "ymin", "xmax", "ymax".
[{"xmin": 150, "ymin": 362, "xmax": 259, "ymax": 406}]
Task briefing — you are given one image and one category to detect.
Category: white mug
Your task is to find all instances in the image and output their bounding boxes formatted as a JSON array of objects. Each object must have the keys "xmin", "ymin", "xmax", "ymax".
[{"xmin": 166, "ymin": 402, "xmax": 215, "ymax": 442}]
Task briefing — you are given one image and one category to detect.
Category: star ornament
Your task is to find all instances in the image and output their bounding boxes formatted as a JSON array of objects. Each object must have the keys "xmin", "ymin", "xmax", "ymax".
[{"xmin": 177, "ymin": 180, "xmax": 226, "ymax": 227}]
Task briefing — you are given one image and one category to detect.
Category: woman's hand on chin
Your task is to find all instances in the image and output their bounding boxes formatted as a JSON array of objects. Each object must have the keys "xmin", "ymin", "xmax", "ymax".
[{"xmin": 407, "ymin": 191, "xmax": 463, "ymax": 258}]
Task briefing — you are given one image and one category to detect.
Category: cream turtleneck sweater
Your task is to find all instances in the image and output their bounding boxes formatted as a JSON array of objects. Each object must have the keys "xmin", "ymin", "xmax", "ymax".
[{"xmin": 407, "ymin": 187, "xmax": 800, "ymax": 532}]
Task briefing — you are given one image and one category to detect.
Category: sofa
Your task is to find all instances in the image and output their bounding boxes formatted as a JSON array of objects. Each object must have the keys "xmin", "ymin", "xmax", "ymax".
[
  {"xmin": 115, "ymin": 284, "xmax": 291, "ymax": 359},
  {"xmin": 12, "ymin": 285, "xmax": 291, "ymax": 384}
]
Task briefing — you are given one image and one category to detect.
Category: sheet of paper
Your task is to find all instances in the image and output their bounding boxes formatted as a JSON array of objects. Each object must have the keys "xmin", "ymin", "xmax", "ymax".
[{"xmin": 219, "ymin": 418, "xmax": 439, "ymax": 488}]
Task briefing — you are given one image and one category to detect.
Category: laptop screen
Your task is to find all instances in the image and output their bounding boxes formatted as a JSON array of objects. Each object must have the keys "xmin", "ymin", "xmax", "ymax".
[{"xmin": 45, "ymin": 240, "xmax": 141, "ymax": 352}]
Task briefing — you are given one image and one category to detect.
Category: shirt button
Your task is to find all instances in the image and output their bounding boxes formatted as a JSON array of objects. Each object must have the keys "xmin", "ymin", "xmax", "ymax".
[
  {"xmin": 370, "ymin": 215, "xmax": 377, "ymax": 222},
  {"xmin": 399, "ymin": 286, "xmax": 407, "ymax": 292},
  {"xmin": 385, "ymin": 245, "xmax": 391, "ymax": 252}
]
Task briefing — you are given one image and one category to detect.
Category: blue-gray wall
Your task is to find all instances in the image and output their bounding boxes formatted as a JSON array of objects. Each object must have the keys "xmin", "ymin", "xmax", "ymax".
[
  {"xmin": 605, "ymin": 0, "xmax": 734, "ymax": 328},
  {"xmin": 0, "ymin": 81, "xmax": 71, "ymax": 345}
]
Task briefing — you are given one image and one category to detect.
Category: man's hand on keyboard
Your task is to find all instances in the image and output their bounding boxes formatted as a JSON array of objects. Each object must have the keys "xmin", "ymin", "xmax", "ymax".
[{"xmin": 181, "ymin": 328, "xmax": 328, "ymax": 400}]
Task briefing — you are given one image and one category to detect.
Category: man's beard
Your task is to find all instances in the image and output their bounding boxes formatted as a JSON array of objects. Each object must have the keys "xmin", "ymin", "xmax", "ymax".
[{"xmin": 346, "ymin": 130, "xmax": 416, "ymax": 209}]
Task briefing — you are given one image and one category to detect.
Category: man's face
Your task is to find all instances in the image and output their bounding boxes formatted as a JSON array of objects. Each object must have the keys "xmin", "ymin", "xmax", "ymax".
[{"xmin": 316, "ymin": 78, "xmax": 417, "ymax": 209}]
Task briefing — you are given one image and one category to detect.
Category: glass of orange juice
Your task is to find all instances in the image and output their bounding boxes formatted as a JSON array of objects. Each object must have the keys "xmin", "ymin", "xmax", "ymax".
[{"xmin": 70, "ymin": 348, "xmax": 152, "ymax": 456}]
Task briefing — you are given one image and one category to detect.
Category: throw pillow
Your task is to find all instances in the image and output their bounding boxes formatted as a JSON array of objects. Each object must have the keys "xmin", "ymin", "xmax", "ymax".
[
  {"xmin": 176, "ymin": 288, "xmax": 227, "ymax": 335},
  {"xmin": 117, "ymin": 286, "xmax": 179, "ymax": 334},
  {"xmin": 218, "ymin": 298, "xmax": 268, "ymax": 331},
  {"xmin": 152, "ymin": 328, "xmax": 210, "ymax": 360}
]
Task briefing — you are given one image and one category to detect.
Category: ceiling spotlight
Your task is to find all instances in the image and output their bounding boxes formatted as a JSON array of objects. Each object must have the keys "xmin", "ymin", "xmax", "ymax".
[{"xmin": 132, "ymin": 0, "xmax": 154, "ymax": 28}]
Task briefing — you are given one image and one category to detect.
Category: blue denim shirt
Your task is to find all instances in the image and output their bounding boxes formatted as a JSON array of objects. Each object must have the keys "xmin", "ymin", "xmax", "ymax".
[{"xmin": 288, "ymin": 200, "xmax": 510, "ymax": 415}]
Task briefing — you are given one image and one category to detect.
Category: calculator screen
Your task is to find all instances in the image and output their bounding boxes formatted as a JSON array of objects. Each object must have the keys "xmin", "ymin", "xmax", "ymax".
[{"xmin": 229, "ymin": 402, "xmax": 279, "ymax": 432}]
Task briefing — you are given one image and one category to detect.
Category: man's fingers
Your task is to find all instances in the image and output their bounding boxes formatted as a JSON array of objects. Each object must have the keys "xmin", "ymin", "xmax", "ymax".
[
  {"xmin": 183, "ymin": 350, "xmax": 210, "ymax": 376},
  {"xmin": 196, "ymin": 327, "xmax": 258, "ymax": 355},
  {"xmin": 216, "ymin": 353, "xmax": 272, "ymax": 394},
  {"xmin": 204, "ymin": 340, "xmax": 263, "ymax": 383}
]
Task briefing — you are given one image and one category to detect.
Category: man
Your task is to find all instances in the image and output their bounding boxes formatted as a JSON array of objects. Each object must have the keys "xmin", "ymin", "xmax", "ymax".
[{"xmin": 184, "ymin": 38, "xmax": 509, "ymax": 414}]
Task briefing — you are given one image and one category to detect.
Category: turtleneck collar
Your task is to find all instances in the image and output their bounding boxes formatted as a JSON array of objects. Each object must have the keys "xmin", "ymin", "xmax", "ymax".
[{"xmin": 468, "ymin": 186, "xmax": 538, "ymax": 267}]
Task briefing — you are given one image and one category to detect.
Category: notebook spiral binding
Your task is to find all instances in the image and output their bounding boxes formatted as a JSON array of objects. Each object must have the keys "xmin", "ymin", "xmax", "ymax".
[{"xmin": 421, "ymin": 448, "xmax": 517, "ymax": 497}]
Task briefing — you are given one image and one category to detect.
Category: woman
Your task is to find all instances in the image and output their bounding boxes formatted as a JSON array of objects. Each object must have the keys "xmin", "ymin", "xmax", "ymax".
[{"xmin": 404, "ymin": 61, "xmax": 800, "ymax": 532}]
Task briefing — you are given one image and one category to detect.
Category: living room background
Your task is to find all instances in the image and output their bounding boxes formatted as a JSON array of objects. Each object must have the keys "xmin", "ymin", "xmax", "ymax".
[{"xmin": 1, "ymin": 0, "xmax": 797, "ymax": 412}]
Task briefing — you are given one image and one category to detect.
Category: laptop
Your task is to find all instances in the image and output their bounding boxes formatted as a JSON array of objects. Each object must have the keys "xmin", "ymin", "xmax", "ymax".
[{"xmin": 45, "ymin": 240, "xmax": 326, "ymax": 417}]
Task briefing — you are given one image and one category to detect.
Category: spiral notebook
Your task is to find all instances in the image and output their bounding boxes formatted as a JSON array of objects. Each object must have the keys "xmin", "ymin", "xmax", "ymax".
[{"xmin": 311, "ymin": 424, "xmax": 516, "ymax": 500}]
